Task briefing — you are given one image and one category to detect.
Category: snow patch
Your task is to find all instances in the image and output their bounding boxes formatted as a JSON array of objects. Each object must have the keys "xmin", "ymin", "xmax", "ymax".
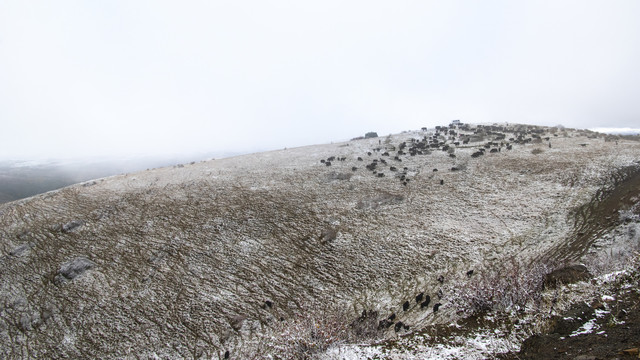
[{"xmin": 570, "ymin": 318, "xmax": 598, "ymax": 337}]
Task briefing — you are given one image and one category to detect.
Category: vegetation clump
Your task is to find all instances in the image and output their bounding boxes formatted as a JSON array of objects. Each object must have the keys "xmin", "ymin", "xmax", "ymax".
[{"xmin": 364, "ymin": 131, "xmax": 378, "ymax": 139}]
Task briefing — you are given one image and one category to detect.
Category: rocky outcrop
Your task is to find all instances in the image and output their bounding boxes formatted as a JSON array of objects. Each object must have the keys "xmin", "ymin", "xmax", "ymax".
[{"xmin": 544, "ymin": 265, "xmax": 592, "ymax": 289}]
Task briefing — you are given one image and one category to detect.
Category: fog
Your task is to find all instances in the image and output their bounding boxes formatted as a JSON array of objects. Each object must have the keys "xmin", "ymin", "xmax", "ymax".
[{"xmin": 1, "ymin": 1, "xmax": 639, "ymax": 161}]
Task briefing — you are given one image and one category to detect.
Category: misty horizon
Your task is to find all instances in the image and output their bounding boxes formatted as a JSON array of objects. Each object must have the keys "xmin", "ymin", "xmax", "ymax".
[
  {"xmin": 0, "ymin": 123, "xmax": 639, "ymax": 163},
  {"xmin": 1, "ymin": 1, "xmax": 639, "ymax": 161}
]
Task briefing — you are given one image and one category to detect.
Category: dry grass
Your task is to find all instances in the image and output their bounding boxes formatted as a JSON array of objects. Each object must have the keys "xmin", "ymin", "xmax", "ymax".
[{"xmin": 1, "ymin": 124, "xmax": 639, "ymax": 358}]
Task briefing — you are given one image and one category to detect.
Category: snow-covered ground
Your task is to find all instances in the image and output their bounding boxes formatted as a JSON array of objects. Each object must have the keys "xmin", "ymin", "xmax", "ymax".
[{"xmin": 0, "ymin": 124, "xmax": 639, "ymax": 358}]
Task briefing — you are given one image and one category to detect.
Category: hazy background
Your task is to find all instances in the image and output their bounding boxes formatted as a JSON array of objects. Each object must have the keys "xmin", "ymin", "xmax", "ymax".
[{"xmin": 1, "ymin": 0, "xmax": 639, "ymax": 162}]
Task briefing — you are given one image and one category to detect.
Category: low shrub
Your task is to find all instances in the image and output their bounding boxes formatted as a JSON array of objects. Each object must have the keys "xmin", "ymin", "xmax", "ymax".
[
  {"xmin": 452, "ymin": 259, "xmax": 555, "ymax": 315},
  {"xmin": 240, "ymin": 303, "xmax": 359, "ymax": 359}
]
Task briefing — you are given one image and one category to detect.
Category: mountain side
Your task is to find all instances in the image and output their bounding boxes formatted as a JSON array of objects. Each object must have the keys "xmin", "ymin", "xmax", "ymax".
[{"xmin": 1, "ymin": 123, "xmax": 639, "ymax": 358}]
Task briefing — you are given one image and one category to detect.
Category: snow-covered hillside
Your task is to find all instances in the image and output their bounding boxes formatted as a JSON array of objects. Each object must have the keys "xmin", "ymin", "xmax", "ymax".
[{"xmin": 1, "ymin": 123, "xmax": 639, "ymax": 359}]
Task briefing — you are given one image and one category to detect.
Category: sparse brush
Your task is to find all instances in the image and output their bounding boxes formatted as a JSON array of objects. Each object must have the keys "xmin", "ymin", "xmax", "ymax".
[
  {"xmin": 239, "ymin": 302, "xmax": 357, "ymax": 359},
  {"xmin": 452, "ymin": 258, "xmax": 555, "ymax": 315}
]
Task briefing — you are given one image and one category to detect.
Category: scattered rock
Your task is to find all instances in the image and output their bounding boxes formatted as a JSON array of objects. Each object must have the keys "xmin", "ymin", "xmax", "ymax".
[
  {"xmin": 319, "ymin": 227, "xmax": 338, "ymax": 244},
  {"xmin": 54, "ymin": 257, "xmax": 95, "ymax": 285},
  {"xmin": 326, "ymin": 172, "xmax": 352, "ymax": 181},
  {"xmin": 230, "ymin": 315, "xmax": 246, "ymax": 331},
  {"xmin": 17, "ymin": 313, "xmax": 42, "ymax": 332},
  {"xmin": 61, "ymin": 220, "xmax": 85, "ymax": 233},
  {"xmin": 9, "ymin": 243, "xmax": 33, "ymax": 257}
]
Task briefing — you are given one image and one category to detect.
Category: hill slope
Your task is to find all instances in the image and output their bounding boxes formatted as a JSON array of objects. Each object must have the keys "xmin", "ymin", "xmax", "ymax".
[{"xmin": 1, "ymin": 123, "xmax": 639, "ymax": 358}]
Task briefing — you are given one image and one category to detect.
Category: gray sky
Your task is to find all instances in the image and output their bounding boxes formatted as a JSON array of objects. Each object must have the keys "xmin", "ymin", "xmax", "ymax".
[{"xmin": 1, "ymin": 1, "xmax": 639, "ymax": 160}]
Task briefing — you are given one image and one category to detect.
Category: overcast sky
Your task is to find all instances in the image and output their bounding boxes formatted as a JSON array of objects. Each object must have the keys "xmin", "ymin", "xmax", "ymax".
[{"xmin": 1, "ymin": 1, "xmax": 639, "ymax": 160}]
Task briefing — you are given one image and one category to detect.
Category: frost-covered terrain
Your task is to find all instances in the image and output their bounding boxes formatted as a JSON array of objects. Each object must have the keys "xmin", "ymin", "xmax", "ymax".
[{"xmin": 1, "ymin": 123, "xmax": 639, "ymax": 359}]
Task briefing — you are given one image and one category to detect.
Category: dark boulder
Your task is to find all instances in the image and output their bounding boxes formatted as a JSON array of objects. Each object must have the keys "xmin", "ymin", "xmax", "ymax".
[{"xmin": 544, "ymin": 265, "xmax": 592, "ymax": 289}]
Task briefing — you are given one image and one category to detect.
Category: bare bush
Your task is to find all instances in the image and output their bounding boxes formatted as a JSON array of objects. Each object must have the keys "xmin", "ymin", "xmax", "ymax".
[
  {"xmin": 240, "ymin": 303, "xmax": 354, "ymax": 359},
  {"xmin": 453, "ymin": 259, "xmax": 555, "ymax": 315},
  {"xmin": 236, "ymin": 303, "xmax": 385, "ymax": 359}
]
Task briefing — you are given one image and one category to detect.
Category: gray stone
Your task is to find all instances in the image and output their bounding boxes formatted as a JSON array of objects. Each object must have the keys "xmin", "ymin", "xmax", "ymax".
[
  {"xmin": 9, "ymin": 243, "xmax": 33, "ymax": 257},
  {"xmin": 61, "ymin": 220, "xmax": 85, "ymax": 233},
  {"xmin": 54, "ymin": 257, "xmax": 95, "ymax": 284}
]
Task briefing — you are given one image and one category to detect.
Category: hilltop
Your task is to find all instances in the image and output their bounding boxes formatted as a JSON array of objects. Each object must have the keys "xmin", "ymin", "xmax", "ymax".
[{"xmin": 1, "ymin": 123, "xmax": 639, "ymax": 359}]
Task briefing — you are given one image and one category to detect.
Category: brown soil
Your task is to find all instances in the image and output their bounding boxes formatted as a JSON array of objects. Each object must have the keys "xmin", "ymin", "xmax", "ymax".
[{"xmin": 505, "ymin": 275, "xmax": 640, "ymax": 360}]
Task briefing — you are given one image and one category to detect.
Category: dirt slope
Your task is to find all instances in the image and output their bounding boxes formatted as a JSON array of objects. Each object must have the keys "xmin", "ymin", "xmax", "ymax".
[{"xmin": 1, "ymin": 124, "xmax": 639, "ymax": 358}]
